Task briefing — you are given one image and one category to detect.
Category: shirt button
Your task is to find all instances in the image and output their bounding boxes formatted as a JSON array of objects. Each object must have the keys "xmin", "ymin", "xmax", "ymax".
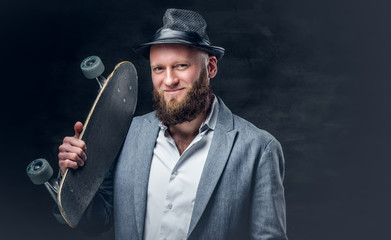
[{"xmin": 167, "ymin": 203, "xmax": 173, "ymax": 209}]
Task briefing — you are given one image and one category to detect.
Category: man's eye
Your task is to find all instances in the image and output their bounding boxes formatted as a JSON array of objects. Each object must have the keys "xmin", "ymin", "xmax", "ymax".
[
  {"xmin": 153, "ymin": 67, "xmax": 163, "ymax": 72},
  {"xmin": 176, "ymin": 64, "xmax": 188, "ymax": 69}
]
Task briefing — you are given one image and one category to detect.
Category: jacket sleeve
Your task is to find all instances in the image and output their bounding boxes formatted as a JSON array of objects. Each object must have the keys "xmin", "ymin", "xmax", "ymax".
[
  {"xmin": 250, "ymin": 138, "xmax": 288, "ymax": 240},
  {"xmin": 77, "ymin": 162, "xmax": 115, "ymax": 236}
]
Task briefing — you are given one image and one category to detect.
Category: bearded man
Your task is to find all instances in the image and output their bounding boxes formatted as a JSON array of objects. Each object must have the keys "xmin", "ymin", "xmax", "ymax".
[{"xmin": 58, "ymin": 8, "xmax": 288, "ymax": 240}]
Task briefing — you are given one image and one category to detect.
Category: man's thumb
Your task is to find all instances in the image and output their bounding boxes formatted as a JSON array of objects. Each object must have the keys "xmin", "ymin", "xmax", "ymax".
[{"xmin": 74, "ymin": 121, "xmax": 84, "ymax": 139}]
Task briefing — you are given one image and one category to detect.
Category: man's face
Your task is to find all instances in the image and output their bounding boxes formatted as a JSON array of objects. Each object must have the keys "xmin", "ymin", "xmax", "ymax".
[{"xmin": 149, "ymin": 43, "xmax": 215, "ymax": 125}]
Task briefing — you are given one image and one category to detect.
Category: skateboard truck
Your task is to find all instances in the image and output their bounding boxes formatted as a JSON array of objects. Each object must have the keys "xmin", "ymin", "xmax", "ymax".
[
  {"xmin": 26, "ymin": 158, "xmax": 66, "ymax": 224},
  {"xmin": 80, "ymin": 56, "xmax": 106, "ymax": 89}
]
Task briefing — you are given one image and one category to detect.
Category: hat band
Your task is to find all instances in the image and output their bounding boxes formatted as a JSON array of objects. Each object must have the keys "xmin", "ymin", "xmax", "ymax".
[{"xmin": 151, "ymin": 28, "xmax": 211, "ymax": 46}]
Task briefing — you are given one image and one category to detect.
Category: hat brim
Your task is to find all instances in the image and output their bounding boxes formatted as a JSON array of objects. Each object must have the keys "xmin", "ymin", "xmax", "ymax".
[{"xmin": 133, "ymin": 39, "xmax": 225, "ymax": 60}]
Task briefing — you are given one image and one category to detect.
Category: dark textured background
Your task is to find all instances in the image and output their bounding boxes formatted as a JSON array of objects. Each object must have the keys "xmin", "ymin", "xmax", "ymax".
[{"xmin": 1, "ymin": 0, "xmax": 390, "ymax": 239}]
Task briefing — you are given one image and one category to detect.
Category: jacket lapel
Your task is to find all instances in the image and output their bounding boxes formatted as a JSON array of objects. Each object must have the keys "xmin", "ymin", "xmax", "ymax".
[
  {"xmin": 133, "ymin": 114, "xmax": 160, "ymax": 240},
  {"xmin": 187, "ymin": 98, "xmax": 238, "ymax": 236}
]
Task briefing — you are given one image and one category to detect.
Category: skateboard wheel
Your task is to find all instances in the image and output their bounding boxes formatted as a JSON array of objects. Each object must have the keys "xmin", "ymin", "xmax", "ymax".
[
  {"xmin": 26, "ymin": 158, "xmax": 54, "ymax": 185},
  {"xmin": 80, "ymin": 56, "xmax": 105, "ymax": 79}
]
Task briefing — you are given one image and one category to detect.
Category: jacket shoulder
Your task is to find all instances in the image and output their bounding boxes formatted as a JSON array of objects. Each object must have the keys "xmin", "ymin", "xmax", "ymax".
[
  {"xmin": 131, "ymin": 111, "xmax": 156, "ymax": 124},
  {"xmin": 232, "ymin": 114, "xmax": 280, "ymax": 150},
  {"xmin": 127, "ymin": 111, "xmax": 157, "ymax": 135}
]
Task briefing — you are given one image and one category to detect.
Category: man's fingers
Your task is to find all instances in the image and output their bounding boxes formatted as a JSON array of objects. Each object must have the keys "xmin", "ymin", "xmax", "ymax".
[
  {"xmin": 74, "ymin": 121, "xmax": 84, "ymax": 139},
  {"xmin": 62, "ymin": 136, "xmax": 87, "ymax": 151},
  {"xmin": 58, "ymin": 145, "xmax": 87, "ymax": 162},
  {"xmin": 58, "ymin": 152, "xmax": 86, "ymax": 166},
  {"xmin": 58, "ymin": 151, "xmax": 85, "ymax": 174},
  {"xmin": 58, "ymin": 122, "xmax": 87, "ymax": 174},
  {"xmin": 59, "ymin": 159, "xmax": 79, "ymax": 174},
  {"xmin": 68, "ymin": 145, "xmax": 87, "ymax": 162}
]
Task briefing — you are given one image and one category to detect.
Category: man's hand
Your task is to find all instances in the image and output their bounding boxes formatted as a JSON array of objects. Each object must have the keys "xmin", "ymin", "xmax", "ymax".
[{"xmin": 58, "ymin": 121, "xmax": 87, "ymax": 174}]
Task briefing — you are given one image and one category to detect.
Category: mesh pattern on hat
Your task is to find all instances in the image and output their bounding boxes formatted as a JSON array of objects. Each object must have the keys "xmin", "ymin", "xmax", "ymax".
[{"xmin": 160, "ymin": 9, "xmax": 210, "ymax": 41}]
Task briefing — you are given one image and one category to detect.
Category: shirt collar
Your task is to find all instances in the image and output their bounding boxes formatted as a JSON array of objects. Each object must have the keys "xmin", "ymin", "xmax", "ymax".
[
  {"xmin": 199, "ymin": 96, "xmax": 219, "ymax": 132},
  {"xmin": 158, "ymin": 96, "xmax": 219, "ymax": 133}
]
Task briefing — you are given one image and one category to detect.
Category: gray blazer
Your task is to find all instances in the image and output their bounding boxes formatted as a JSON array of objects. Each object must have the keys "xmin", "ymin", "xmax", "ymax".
[{"xmin": 81, "ymin": 97, "xmax": 287, "ymax": 240}]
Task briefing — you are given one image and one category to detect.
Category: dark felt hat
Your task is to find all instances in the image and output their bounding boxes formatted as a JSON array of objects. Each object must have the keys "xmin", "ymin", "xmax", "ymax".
[{"xmin": 133, "ymin": 9, "xmax": 225, "ymax": 60}]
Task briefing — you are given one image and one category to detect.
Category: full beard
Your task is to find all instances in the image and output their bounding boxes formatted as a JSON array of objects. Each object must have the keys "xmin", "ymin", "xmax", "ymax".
[{"xmin": 153, "ymin": 67, "xmax": 213, "ymax": 125}]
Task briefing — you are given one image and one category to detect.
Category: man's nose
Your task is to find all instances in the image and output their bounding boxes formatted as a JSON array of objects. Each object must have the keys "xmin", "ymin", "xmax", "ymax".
[{"xmin": 164, "ymin": 69, "xmax": 179, "ymax": 87}]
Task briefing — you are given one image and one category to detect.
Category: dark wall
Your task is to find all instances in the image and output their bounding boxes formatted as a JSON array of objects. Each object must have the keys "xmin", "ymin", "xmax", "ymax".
[{"xmin": 1, "ymin": 0, "xmax": 390, "ymax": 239}]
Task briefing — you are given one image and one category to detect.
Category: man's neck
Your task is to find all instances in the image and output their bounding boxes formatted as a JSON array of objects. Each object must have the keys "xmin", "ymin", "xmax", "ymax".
[
  {"xmin": 168, "ymin": 111, "xmax": 207, "ymax": 155},
  {"xmin": 168, "ymin": 96, "xmax": 213, "ymax": 155}
]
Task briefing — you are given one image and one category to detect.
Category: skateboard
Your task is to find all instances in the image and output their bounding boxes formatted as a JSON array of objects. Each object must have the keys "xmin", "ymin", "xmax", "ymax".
[{"xmin": 26, "ymin": 56, "xmax": 138, "ymax": 227}]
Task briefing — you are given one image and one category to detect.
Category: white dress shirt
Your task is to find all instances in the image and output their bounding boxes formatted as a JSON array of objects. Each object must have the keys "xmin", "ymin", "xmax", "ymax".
[{"xmin": 144, "ymin": 97, "xmax": 219, "ymax": 240}]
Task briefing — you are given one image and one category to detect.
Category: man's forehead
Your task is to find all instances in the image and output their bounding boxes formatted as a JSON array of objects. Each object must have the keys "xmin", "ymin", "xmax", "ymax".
[{"xmin": 149, "ymin": 43, "xmax": 208, "ymax": 61}]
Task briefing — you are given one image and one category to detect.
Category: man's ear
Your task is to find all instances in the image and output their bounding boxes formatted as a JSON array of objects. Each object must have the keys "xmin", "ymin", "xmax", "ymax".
[{"xmin": 207, "ymin": 56, "xmax": 218, "ymax": 79}]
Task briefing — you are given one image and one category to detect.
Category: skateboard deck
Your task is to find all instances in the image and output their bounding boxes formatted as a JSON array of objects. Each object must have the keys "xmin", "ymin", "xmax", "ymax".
[{"xmin": 57, "ymin": 61, "xmax": 138, "ymax": 227}]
